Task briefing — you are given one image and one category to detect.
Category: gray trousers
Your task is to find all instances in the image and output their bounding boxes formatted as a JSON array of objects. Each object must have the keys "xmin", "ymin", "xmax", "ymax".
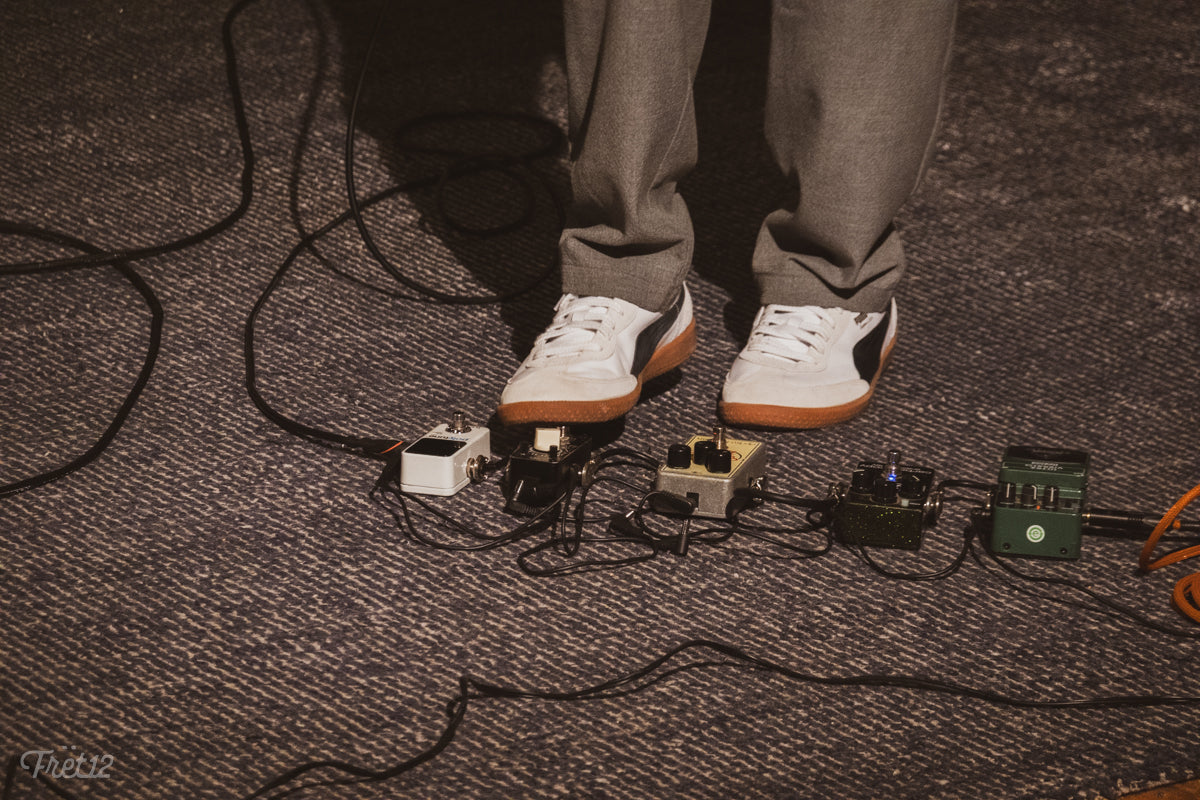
[{"xmin": 559, "ymin": 0, "xmax": 957, "ymax": 313}]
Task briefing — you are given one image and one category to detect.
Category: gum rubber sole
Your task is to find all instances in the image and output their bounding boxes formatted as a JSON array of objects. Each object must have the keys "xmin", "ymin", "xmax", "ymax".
[
  {"xmin": 496, "ymin": 322, "xmax": 697, "ymax": 426},
  {"xmin": 719, "ymin": 338, "xmax": 895, "ymax": 430}
]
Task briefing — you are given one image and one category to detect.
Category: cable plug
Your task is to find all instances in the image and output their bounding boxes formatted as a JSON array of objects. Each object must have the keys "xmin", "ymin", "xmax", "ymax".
[
  {"xmin": 648, "ymin": 491, "xmax": 698, "ymax": 517},
  {"xmin": 1084, "ymin": 508, "xmax": 1162, "ymax": 531},
  {"xmin": 607, "ymin": 512, "xmax": 641, "ymax": 539},
  {"xmin": 339, "ymin": 437, "xmax": 405, "ymax": 459},
  {"xmin": 671, "ymin": 516, "xmax": 693, "ymax": 557},
  {"xmin": 1085, "ymin": 507, "xmax": 1200, "ymax": 534},
  {"xmin": 645, "ymin": 492, "xmax": 698, "ymax": 557}
]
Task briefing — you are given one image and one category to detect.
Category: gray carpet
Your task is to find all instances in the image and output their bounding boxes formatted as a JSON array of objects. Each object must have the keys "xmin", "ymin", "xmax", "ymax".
[{"xmin": 2, "ymin": 0, "xmax": 1199, "ymax": 798}]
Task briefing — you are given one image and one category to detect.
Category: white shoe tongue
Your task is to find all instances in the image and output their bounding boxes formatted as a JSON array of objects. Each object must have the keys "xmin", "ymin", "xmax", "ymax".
[{"xmin": 767, "ymin": 304, "xmax": 829, "ymax": 324}]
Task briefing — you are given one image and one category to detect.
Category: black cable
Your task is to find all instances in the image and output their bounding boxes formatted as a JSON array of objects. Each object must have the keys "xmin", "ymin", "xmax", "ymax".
[
  {"xmin": 971, "ymin": 534, "xmax": 1200, "ymax": 639},
  {"xmin": 381, "ymin": 490, "xmax": 560, "ymax": 552},
  {"xmin": 1084, "ymin": 507, "xmax": 1200, "ymax": 536},
  {"xmin": 516, "ymin": 455, "xmax": 664, "ymax": 575},
  {"xmin": 826, "ymin": 480, "xmax": 986, "ymax": 581},
  {"xmin": 0, "ymin": 224, "xmax": 162, "ymax": 498},
  {"xmin": 517, "ymin": 533, "xmax": 661, "ymax": 576},
  {"xmin": 245, "ymin": 111, "xmax": 565, "ymax": 458},
  {"xmin": 845, "ymin": 506, "xmax": 977, "ymax": 582},
  {"xmin": 719, "ymin": 488, "xmax": 835, "ymax": 558},
  {"xmin": 1085, "ymin": 527, "xmax": 1200, "ymax": 544},
  {"xmin": 591, "ymin": 445, "xmax": 661, "ymax": 471},
  {"xmin": 237, "ymin": 637, "xmax": 1200, "ymax": 799},
  {"xmin": 245, "ymin": 2, "xmax": 567, "ymax": 456},
  {"xmin": 937, "ymin": 479, "xmax": 994, "ymax": 493},
  {"xmin": 371, "ymin": 464, "xmax": 572, "ymax": 553},
  {"xmin": 1, "ymin": 0, "xmax": 264, "ymax": 494},
  {"xmin": 740, "ymin": 488, "xmax": 826, "ymax": 508},
  {"xmin": 726, "ymin": 518, "xmax": 833, "ymax": 559},
  {"xmin": 0, "ymin": 0, "xmax": 259, "ymax": 277},
  {"xmin": 848, "ymin": 527, "xmax": 973, "ymax": 581},
  {"xmin": 366, "ymin": 446, "xmax": 665, "ymax": 574},
  {"xmin": 518, "ymin": 484, "xmax": 837, "ymax": 576},
  {"xmin": 243, "ymin": 221, "xmax": 406, "ymax": 459},
  {"xmin": 520, "ymin": 480, "xmax": 699, "ymax": 575},
  {"xmin": 516, "ymin": 466, "xmax": 845, "ymax": 575}
]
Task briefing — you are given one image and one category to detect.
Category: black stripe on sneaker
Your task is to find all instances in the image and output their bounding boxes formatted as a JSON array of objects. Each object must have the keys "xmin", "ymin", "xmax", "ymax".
[
  {"xmin": 852, "ymin": 303, "xmax": 891, "ymax": 382},
  {"xmin": 630, "ymin": 289, "xmax": 684, "ymax": 376}
]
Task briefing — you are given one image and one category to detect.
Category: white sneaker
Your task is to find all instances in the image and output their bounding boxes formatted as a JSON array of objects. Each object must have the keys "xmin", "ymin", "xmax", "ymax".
[
  {"xmin": 497, "ymin": 286, "xmax": 696, "ymax": 425},
  {"xmin": 719, "ymin": 299, "xmax": 896, "ymax": 429}
]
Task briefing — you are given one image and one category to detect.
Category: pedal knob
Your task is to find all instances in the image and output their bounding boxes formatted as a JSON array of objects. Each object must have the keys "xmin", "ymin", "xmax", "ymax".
[
  {"xmin": 693, "ymin": 439, "xmax": 717, "ymax": 465},
  {"xmin": 1043, "ymin": 484, "xmax": 1059, "ymax": 509},
  {"xmin": 900, "ymin": 473, "xmax": 924, "ymax": 498},
  {"xmin": 873, "ymin": 475, "xmax": 899, "ymax": 504},
  {"xmin": 706, "ymin": 448, "xmax": 732, "ymax": 474},
  {"xmin": 667, "ymin": 443, "xmax": 692, "ymax": 469}
]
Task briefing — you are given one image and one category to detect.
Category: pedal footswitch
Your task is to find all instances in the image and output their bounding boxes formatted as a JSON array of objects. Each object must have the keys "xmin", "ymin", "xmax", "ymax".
[{"xmin": 399, "ymin": 411, "xmax": 490, "ymax": 496}]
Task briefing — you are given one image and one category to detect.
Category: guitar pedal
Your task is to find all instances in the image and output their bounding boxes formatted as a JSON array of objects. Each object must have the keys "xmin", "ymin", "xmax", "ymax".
[
  {"xmin": 399, "ymin": 411, "xmax": 490, "ymax": 496},
  {"xmin": 989, "ymin": 446, "xmax": 1088, "ymax": 559},
  {"xmin": 501, "ymin": 426, "xmax": 593, "ymax": 515},
  {"xmin": 833, "ymin": 450, "xmax": 941, "ymax": 550},
  {"xmin": 653, "ymin": 426, "xmax": 767, "ymax": 518}
]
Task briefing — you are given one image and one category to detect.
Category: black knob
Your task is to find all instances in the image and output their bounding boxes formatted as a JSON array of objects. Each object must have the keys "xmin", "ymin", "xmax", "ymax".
[
  {"xmin": 693, "ymin": 439, "xmax": 717, "ymax": 465},
  {"xmin": 873, "ymin": 475, "xmax": 899, "ymax": 504},
  {"xmin": 667, "ymin": 443, "xmax": 692, "ymax": 469},
  {"xmin": 1043, "ymin": 484, "xmax": 1059, "ymax": 509},
  {"xmin": 706, "ymin": 448, "xmax": 732, "ymax": 474}
]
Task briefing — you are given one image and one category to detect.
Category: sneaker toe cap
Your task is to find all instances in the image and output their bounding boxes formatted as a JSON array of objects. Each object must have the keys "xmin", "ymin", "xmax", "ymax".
[
  {"xmin": 501, "ymin": 368, "xmax": 638, "ymax": 405},
  {"xmin": 722, "ymin": 362, "xmax": 869, "ymax": 408}
]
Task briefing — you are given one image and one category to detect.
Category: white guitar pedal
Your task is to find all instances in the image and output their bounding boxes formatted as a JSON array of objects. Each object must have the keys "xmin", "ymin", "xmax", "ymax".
[{"xmin": 399, "ymin": 412, "xmax": 490, "ymax": 496}]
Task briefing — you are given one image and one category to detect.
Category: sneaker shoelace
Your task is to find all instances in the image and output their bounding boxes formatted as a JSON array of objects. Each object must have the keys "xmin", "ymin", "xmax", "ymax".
[
  {"xmin": 745, "ymin": 305, "xmax": 838, "ymax": 365},
  {"xmin": 527, "ymin": 294, "xmax": 624, "ymax": 363}
]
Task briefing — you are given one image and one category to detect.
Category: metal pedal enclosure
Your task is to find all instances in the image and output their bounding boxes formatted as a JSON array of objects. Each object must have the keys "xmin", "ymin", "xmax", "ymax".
[
  {"xmin": 653, "ymin": 427, "xmax": 767, "ymax": 519},
  {"xmin": 989, "ymin": 446, "xmax": 1088, "ymax": 559},
  {"xmin": 501, "ymin": 426, "xmax": 592, "ymax": 515},
  {"xmin": 833, "ymin": 450, "xmax": 940, "ymax": 550}
]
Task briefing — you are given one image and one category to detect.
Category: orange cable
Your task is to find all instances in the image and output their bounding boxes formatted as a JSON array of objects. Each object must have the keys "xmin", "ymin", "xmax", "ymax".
[
  {"xmin": 1172, "ymin": 573, "xmax": 1200, "ymax": 624},
  {"xmin": 1139, "ymin": 480, "xmax": 1200, "ymax": 623},
  {"xmin": 1139, "ymin": 481, "xmax": 1200, "ymax": 570}
]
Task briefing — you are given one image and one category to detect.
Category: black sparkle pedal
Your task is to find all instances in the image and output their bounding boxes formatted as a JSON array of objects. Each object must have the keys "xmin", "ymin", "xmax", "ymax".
[{"xmin": 833, "ymin": 450, "xmax": 940, "ymax": 550}]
